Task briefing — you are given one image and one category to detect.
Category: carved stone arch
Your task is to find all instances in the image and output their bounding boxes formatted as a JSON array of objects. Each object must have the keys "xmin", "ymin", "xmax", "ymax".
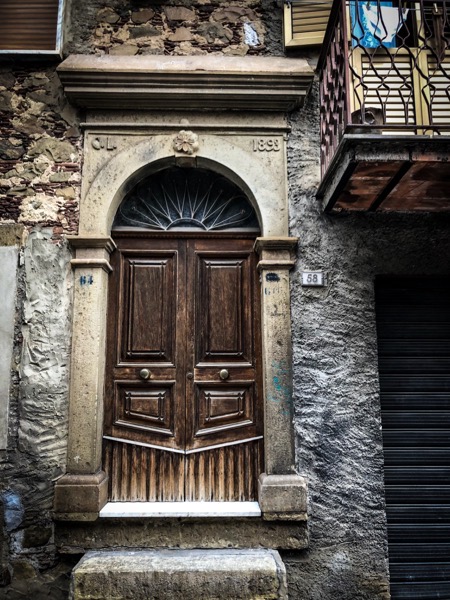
[
  {"xmin": 55, "ymin": 131, "xmax": 306, "ymax": 523},
  {"xmin": 79, "ymin": 137, "xmax": 287, "ymax": 238}
]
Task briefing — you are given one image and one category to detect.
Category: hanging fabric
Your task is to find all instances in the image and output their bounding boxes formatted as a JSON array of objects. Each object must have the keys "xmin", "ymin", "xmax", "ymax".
[{"xmin": 350, "ymin": 1, "xmax": 409, "ymax": 48}]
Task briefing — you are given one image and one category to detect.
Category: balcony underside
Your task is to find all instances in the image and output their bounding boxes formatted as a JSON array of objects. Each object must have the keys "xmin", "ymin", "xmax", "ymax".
[{"xmin": 318, "ymin": 135, "xmax": 450, "ymax": 213}]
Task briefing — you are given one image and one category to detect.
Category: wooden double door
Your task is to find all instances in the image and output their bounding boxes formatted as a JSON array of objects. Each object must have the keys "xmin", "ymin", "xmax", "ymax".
[{"xmin": 103, "ymin": 234, "xmax": 263, "ymax": 502}]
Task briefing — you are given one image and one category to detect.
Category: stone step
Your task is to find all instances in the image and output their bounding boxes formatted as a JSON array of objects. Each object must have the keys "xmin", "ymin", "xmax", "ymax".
[{"xmin": 70, "ymin": 548, "xmax": 288, "ymax": 600}]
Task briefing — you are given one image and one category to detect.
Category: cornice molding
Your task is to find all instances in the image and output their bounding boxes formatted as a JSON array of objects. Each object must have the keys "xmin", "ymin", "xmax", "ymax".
[
  {"xmin": 254, "ymin": 236, "xmax": 299, "ymax": 253},
  {"xmin": 57, "ymin": 55, "xmax": 314, "ymax": 112}
]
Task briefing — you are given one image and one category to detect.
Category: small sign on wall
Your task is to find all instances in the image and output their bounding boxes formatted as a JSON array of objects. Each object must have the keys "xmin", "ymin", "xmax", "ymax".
[{"xmin": 301, "ymin": 271, "xmax": 327, "ymax": 287}]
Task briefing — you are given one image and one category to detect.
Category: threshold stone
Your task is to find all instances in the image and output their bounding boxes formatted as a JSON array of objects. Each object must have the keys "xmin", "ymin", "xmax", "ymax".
[{"xmin": 70, "ymin": 548, "xmax": 288, "ymax": 599}]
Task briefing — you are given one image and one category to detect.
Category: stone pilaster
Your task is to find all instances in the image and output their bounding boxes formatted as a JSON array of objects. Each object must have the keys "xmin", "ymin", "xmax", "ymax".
[
  {"xmin": 255, "ymin": 237, "xmax": 307, "ymax": 521},
  {"xmin": 54, "ymin": 237, "xmax": 115, "ymax": 519}
]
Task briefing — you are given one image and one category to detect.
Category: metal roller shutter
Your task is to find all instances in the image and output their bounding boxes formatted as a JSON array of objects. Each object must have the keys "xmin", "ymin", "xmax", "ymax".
[{"xmin": 376, "ymin": 277, "xmax": 450, "ymax": 599}]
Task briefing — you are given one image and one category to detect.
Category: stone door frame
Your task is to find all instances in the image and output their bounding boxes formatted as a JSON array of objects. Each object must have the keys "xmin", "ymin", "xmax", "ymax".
[
  {"xmin": 54, "ymin": 132, "xmax": 306, "ymax": 521},
  {"xmin": 54, "ymin": 54, "xmax": 313, "ymax": 522}
]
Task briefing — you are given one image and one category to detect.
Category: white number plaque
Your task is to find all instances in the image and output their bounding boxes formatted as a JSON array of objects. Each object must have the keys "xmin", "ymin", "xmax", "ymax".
[{"xmin": 301, "ymin": 271, "xmax": 327, "ymax": 287}]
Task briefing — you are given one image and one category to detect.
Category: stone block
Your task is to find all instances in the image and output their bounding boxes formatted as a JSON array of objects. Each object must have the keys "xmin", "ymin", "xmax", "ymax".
[
  {"xmin": 54, "ymin": 472, "xmax": 108, "ymax": 520},
  {"xmin": 131, "ymin": 9, "xmax": 155, "ymax": 24},
  {"xmin": 70, "ymin": 549, "xmax": 288, "ymax": 600},
  {"xmin": 28, "ymin": 138, "xmax": 77, "ymax": 162},
  {"xmin": 258, "ymin": 473, "xmax": 308, "ymax": 521},
  {"xmin": 164, "ymin": 7, "xmax": 196, "ymax": 22}
]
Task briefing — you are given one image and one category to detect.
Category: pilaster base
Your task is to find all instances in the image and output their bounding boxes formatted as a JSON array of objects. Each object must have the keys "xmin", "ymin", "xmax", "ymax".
[
  {"xmin": 258, "ymin": 473, "xmax": 307, "ymax": 521},
  {"xmin": 54, "ymin": 471, "xmax": 108, "ymax": 521}
]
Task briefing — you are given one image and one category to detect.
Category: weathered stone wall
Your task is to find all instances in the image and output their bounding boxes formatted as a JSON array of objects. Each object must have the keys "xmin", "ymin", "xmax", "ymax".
[
  {"xmin": 67, "ymin": 0, "xmax": 283, "ymax": 57},
  {"xmin": 0, "ymin": 67, "xmax": 81, "ymax": 237},
  {"xmin": 1, "ymin": 1, "xmax": 449, "ymax": 599},
  {"xmin": 286, "ymin": 84, "xmax": 450, "ymax": 599},
  {"xmin": 0, "ymin": 57, "xmax": 80, "ymax": 596}
]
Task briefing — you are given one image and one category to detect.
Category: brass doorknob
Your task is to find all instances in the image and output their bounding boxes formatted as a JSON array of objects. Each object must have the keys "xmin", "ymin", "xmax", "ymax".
[
  {"xmin": 139, "ymin": 368, "xmax": 151, "ymax": 380},
  {"xmin": 219, "ymin": 369, "xmax": 229, "ymax": 380}
]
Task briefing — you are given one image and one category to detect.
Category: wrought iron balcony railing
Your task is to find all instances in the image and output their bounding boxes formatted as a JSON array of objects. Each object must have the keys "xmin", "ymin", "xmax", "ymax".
[{"xmin": 317, "ymin": 0, "xmax": 450, "ymax": 211}]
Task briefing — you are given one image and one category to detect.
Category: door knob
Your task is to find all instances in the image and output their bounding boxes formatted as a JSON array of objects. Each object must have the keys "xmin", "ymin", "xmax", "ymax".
[
  {"xmin": 186, "ymin": 372, "xmax": 194, "ymax": 380},
  {"xmin": 139, "ymin": 368, "xmax": 151, "ymax": 380},
  {"xmin": 219, "ymin": 369, "xmax": 229, "ymax": 380}
]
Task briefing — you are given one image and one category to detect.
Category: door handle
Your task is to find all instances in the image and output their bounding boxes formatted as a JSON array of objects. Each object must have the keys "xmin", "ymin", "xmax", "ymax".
[
  {"xmin": 219, "ymin": 369, "xmax": 229, "ymax": 380},
  {"xmin": 186, "ymin": 372, "xmax": 194, "ymax": 380},
  {"xmin": 139, "ymin": 368, "xmax": 151, "ymax": 380}
]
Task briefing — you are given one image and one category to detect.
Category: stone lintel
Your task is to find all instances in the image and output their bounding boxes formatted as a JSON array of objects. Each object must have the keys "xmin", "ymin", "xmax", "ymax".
[
  {"xmin": 54, "ymin": 471, "xmax": 108, "ymax": 520},
  {"xmin": 57, "ymin": 55, "xmax": 314, "ymax": 112},
  {"xmin": 258, "ymin": 474, "xmax": 308, "ymax": 522}
]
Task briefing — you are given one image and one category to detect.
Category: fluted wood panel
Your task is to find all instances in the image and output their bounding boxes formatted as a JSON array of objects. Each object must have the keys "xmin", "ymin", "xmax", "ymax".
[
  {"xmin": 185, "ymin": 440, "xmax": 263, "ymax": 502},
  {"xmin": 0, "ymin": 0, "xmax": 60, "ymax": 51},
  {"xmin": 104, "ymin": 440, "xmax": 185, "ymax": 502},
  {"xmin": 103, "ymin": 438, "xmax": 263, "ymax": 502}
]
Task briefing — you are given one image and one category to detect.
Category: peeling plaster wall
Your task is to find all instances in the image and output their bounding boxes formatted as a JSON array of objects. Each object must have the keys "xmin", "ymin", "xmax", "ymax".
[{"xmin": 0, "ymin": 229, "xmax": 72, "ymax": 597}]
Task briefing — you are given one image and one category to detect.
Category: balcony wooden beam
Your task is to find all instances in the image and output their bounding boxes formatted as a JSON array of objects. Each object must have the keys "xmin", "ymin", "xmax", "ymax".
[{"xmin": 318, "ymin": 135, "xmax": 450, "ymax": 213}]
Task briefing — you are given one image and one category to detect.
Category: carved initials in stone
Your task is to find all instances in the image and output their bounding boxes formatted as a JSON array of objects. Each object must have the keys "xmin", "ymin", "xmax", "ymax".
[{"xmin": 92, "ymin": 136, "xmax": 117, "ymax": 151}]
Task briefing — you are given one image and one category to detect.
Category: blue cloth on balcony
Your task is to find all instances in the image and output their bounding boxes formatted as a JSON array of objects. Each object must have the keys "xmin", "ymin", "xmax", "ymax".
[{"xmin": 350, "ymin": 1, "xmax": 408, "ymax": 48}]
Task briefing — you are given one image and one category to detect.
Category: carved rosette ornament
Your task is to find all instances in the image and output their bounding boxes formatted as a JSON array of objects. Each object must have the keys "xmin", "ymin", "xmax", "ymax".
[{"xmin": 173, "ymin": 130, "xmax": 199, "ymax": 155}]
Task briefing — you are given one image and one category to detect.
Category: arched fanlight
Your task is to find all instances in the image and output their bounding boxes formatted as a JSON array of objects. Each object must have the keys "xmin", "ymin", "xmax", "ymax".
[{"xmin": 113, "ymin": 167, "xmax": 259, "ymax": 231}]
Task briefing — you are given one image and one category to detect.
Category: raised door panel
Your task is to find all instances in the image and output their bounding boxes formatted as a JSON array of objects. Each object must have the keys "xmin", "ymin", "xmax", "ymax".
[
  {"xmin": 186, "ymin": 239, "xmax": 263, "ymax": 452},
  {"xmin": 113, "ymin": 381, "xmax": 176, "ymax": 438},
  {"xmin": 195, "ymin": 383, "xmax": 256, "ymax": 437},
  {"xmin": 195, "ymin": 254, "xmax": 252, "ymax": 365},
  {"xmin": 119, "ymin": 252, "xmax": 177, "ymax": 366}
]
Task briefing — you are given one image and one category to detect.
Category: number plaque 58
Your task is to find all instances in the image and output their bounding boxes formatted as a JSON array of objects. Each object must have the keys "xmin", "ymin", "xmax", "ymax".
[{"xmin": 301, "ymin": 272, "xmax": 327, "ymax": 287}]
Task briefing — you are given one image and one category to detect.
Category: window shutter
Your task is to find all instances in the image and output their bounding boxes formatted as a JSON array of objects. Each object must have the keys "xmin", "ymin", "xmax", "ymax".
[
  {"xmin": 0, "ymin": 0, "xmax": 61, "ymax": 52},
  {"xmin": 284, "ymin": 0, "xmax": 333, "ymax": 48}
]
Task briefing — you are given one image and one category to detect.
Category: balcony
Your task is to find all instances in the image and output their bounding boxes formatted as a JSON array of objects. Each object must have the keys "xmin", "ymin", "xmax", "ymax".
[{"xmin": 317, "ymin": 0, "xmax": 450, "ymax": 212}]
